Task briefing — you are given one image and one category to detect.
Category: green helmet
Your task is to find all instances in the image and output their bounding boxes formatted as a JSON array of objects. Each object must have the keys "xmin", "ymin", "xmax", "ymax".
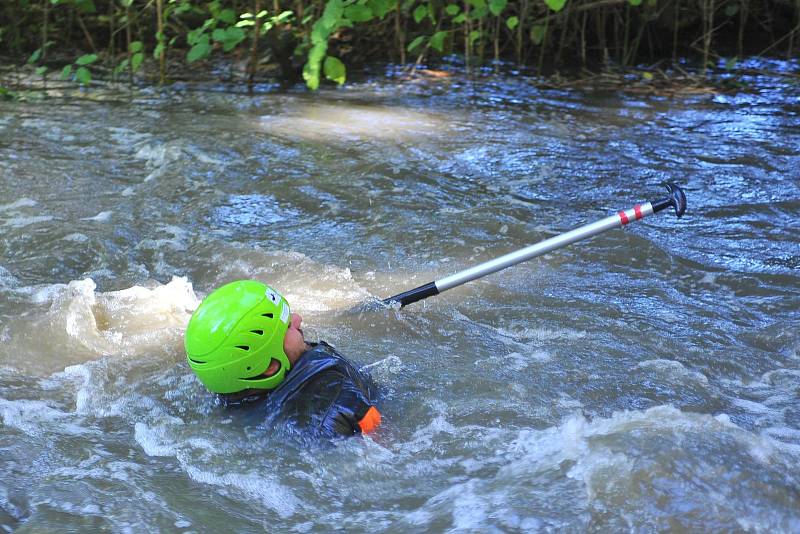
[{"xmin": 185, "ymin": 280, "xmax": 292, "ymax": 394}]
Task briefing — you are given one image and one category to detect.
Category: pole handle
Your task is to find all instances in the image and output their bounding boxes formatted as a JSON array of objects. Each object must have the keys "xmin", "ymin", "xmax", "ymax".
[{"xmin": 651, "ymin": 182, "xmax": 687, "ymax": 218}]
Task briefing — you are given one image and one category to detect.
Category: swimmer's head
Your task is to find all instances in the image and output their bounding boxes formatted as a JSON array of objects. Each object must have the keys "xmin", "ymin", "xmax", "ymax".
[{"xmin": 184, "ymin": 280, "xmax": 305, "ymax": 394}]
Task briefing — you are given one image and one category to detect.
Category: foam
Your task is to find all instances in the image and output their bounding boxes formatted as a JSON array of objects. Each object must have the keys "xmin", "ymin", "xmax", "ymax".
[
  {"xmin": 183, "ymin": 465, "xmax": 300, "ymax": 518},
  {"xmin": 2, "ymin": 215, "xmax": 54, "ymax": 228},
  {"xmin": 210, "ymin": 248, "xmax": 373, "ymax": 313},
  {"xmin": 62, "ymin": 233, "xmax": 90, "ymax": 242},
  {"xmin": 635, "ymin": 359, "xmax": 709, "ymax": 384},
  {"xmin": 136, "ymin": 225, "xmax": 190, "ymax": 252},
  {"xmin": 0, "ymin": 397, "xmax": 88, "ymax": 437},
  {"xmin": 3, "ymin": 277, "xmax": 198, "ymax": 374},
  {"xmin": 0, "ymin": 198, "xmax": 37, "ymax": 211},
  {"xmin": 400, "ymin": 405, "xmax": 798, "ymax": 530},
  {"xmin": 0, "ymin": 266, "xmax": 19, "ymax": 288},
  {"xmin": 136, "ymin": 417, "xmax": 301, "ymax": 518},
  {"xmin": 80, "ymin": 211, "xmax": 113, "ymax": 222},
  {"xmin": 260, "ymin": 102, "xmax": 450, "ymax": 143}
]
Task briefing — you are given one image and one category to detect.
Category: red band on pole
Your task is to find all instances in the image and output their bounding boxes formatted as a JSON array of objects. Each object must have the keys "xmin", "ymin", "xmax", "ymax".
[
  {"xmin": 618, "ymin": 210, "xmax": 629, "ymax": 225},
  {"xmin": 634, "ymin": 204, "xmax": 643, "ymax": 220}
]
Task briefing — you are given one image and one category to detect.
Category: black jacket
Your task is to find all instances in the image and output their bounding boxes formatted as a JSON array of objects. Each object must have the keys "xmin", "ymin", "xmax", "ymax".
[{"xmin": 221, "ymin": 342, "xmax": 381, "ymax": 438}]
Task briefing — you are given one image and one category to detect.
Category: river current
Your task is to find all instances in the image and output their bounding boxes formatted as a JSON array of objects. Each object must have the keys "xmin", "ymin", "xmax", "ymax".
[{"xmin": 1, "ymin": 60, "xmax": 799, "ymax": 531}]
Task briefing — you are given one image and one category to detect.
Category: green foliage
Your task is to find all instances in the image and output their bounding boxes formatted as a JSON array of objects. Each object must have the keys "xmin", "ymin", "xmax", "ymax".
[
  {"xmin": 413, "ymin": 4, "xmax": 428, "ymax": 24},
  {"xmin": 57, "ymin": 53, "xmax": 98, "ymax": 86},
  {"xmin": 113, "ymin": 41, "xmax": 145, "ymax": 78},
  {"xmin": 407, "ymin": 35, "xmax": 425, "ymax": 52},
  {"xmin": 345, "ymin": 4, "xmax": 374, "ymax": 22},
  {"xmin": 530, "ymin": 24, "xmax": 545, "ymax": 45},
  {"xmin": 186, "ymin": 5, "xmax": 275, "ymax": 63},
  {"xmin": 0, "ymin": 86, "xmax": 18, "ymax": 100},
  {"xmin": 430, "ymin": 31, "xmax": 447, "ymax": 52},
  {"xmin": 323, "ymin": 55, "xmax": 346, "ymax": 84},
  {"xmin": 488, "ymin": 0, "xmax": 507, "ymax": 16},
  {"xmin": 543, "ymin": 0, "xmax": 566, "ymax": 12},
  {"xmin": 75, "ymin": 53, "xmax": 98, "ymax": 66},
  {"xmin": 0, "ymin": 0, "xmax": 788, "ymax": 93}
]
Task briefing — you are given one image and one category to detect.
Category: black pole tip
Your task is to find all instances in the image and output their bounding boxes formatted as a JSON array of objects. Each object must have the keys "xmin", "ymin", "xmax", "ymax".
[{"xmin": 660, "ymin": 182, "xmax": 687, "ymax": 218}]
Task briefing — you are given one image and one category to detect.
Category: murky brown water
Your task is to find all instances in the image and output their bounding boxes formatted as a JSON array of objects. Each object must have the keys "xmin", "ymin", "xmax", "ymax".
[{"xmin": 1, "ymin": 60, "xmax": 799, "ymax": 531}]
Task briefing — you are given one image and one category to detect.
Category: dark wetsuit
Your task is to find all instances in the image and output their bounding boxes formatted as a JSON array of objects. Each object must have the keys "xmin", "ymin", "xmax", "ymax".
[{"xmin": 220, "ymin": 341, "xmax": 381, "ymax": 438}]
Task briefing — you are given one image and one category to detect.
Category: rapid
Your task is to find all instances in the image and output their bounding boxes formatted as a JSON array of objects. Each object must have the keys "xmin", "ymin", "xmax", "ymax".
[{"xmin": 1, "ymin": 60, "xmax": 799, "ymax": 531}]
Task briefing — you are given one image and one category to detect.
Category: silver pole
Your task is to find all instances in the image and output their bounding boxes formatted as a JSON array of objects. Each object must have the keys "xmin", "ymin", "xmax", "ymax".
[
  {"xmin": 435, "ymin": 202, "xmax": 655, "ymax": 292},
  {"xmin": 381, "ymin": 182, "xmax": 685, "ymax": 308}
]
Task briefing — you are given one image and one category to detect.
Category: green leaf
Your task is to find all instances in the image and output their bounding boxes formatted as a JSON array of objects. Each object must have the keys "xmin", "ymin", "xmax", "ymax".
[
  {"xmin": 129, "ymin": 41, "xmax": 143, "ymax": 53},
  {"xmin": 221, "ymin": 27, "xmax": 246, "ymax": 51},
  {"xmin": 430, "ymin": 30, "xmax": 446, "ymax": 52},
  {"xmin": 75, "ymin": 66, "xmax": 91, "ymax": 86},
  {"xmin": 468, "ymin": 0, "xmax": 486, "ymax": 10},
  {"xmin": 303, "ymin": 67, "xmax": 320, "ymax": 90},
  {"xmin": 173, "ymin": 2, "xmax": 191, "ymax": 15},
  {"xmin": 257, "ymin": 10, "xmax": 269, "ymax": 18},
  {"xmin": 74, "ymin": 0, "xmax": 96, "ymax": 13},
  {"xmin": 28, "ymin": 48, "xmax": 42, "ymax": 64},
  {"xmin": 468, "ymin": 29, "xmax": 480, "ymax": 46},
  {"xmin": 35, "ymin": 66, "xmax": 47, "ymax": 76},
  {"xmin": 212, "ymin": 28, "xmax": 226, "ymax": 42},
  {"xmin": 724, "ymin": 57, "xmax": 738, "ymax": 70},
  {"xmin": 642, "ymin": 71, "xmax": 653, "ymax": 80},
  {"xmin": 345, "ymin": 4, "xmax": 373, "ymax": 22},
  {"xmin": 323, "ymin": 55, "xmax": 346, "ymax": 84},
  {"xmin": 367, "ymin": 0, "xmax": 392, "ymax": 18},
  {"xmin": 275, "ymin": 10, "xmax": 293, "ymax": 22},
  {"xmin": 506, "ymin": 15, "xmax": 518, "ymax": 30},
  {"xmin": 530, "ymin": 24, "xmax": 545, "ymax": 45},
  {"xmin": 628, "ymin": 0, "xmax": 642, "ymax": 5},
  {"xmin": 470, "ymin": 6, "xmax": 489, "ymax": 19},
  {"xmin": 113, "ymin": 59, "xmax": 129, "ymax": 75},
  {"xmin": 452, "ymin": 13, "xmax": 466, "ymax": 23},
  {"xmin": 218, "ymin": 8, "xmax": 236, "ymax": 24},
  {"xmin": 187, "ymin": 39, "xmax": 211, "ymax": 62},
  {"xmin": 445, "ymin": 4, "xmax": 460, "ymax": 15},
  {"xmin": 187, "ymin": 27, "xmax": 204, "ymax": 45},
  {"xmin": 407, "ymin": 35, "xmax": 425, "ymax": 52},
  {"xmin": 75, "ymin": 53, "xmax": 98, "ymax": 66},
  {"xmin": 488, "ymin": 0, "xmax": 506, "ymax": 16},
  {"xmin": 303, "ymin": 41, "xmax": 328, "ymax": 90},
  {"xmin": 153, "ymin": 43, "xmax": 165, "ymax": 60},
  {"xmin": 320, "ymin": 0, "xmax": 345, "ymax": 32},
  {"xmin": 543, "ymin": 0, "xmax": 566, "ymax": 12},
  {"xmin": 60, "ymin": 64, "xmax": 72, "ymax": 80},
  {"xmin": 413, "ymin": 4, "xmax": 428, "ymax": 24},
  {"xmin": 240, "ymin": 12, "xmax": 254, "ymax": 18},
  {"xmin": 236, "ymin": 19, "xmax": 255, "ymax": 27},
  {"xmin": 131, "ymin": 52, "xmax": 144, "ymax": 72}
]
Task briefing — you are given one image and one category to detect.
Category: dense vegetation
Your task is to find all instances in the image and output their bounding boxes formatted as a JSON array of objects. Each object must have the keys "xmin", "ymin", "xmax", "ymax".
[{"xmin": 1, "ymin": 0, "xmax": 799, "ymax": 90}]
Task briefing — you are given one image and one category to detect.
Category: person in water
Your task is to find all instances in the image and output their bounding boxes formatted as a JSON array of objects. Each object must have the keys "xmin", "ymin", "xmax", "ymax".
[{"xmin": 184, "ymin": 280, "xmax": 381, "ymax": 438}]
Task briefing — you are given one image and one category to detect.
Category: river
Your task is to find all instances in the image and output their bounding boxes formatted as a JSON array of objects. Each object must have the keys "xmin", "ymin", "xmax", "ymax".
[{"xmin": 1, "ymin": 60, "xmax": 799, "ymax": 531}]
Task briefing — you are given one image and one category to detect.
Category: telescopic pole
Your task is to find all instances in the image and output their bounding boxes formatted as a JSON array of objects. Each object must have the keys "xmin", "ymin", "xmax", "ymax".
[{"xmin": 382, "ymin": 183, "xmax": 687, "ymax": 308}]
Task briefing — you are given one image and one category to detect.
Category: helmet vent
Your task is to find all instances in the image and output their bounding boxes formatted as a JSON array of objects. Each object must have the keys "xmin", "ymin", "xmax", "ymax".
[
  {"xmin": 235, "ymin": 345, "xmax": 250, "ymax": 351},
  {"xmin": 261, "ymin": 312, "xmax": 273, "ymax": 319},
  {"xmin": 188, "ymin": 357, "xmax": 206, "ymax": 364},
  {"xmin": 251, "ymin": 330, "xmax": 263, "ymax": 336}
]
